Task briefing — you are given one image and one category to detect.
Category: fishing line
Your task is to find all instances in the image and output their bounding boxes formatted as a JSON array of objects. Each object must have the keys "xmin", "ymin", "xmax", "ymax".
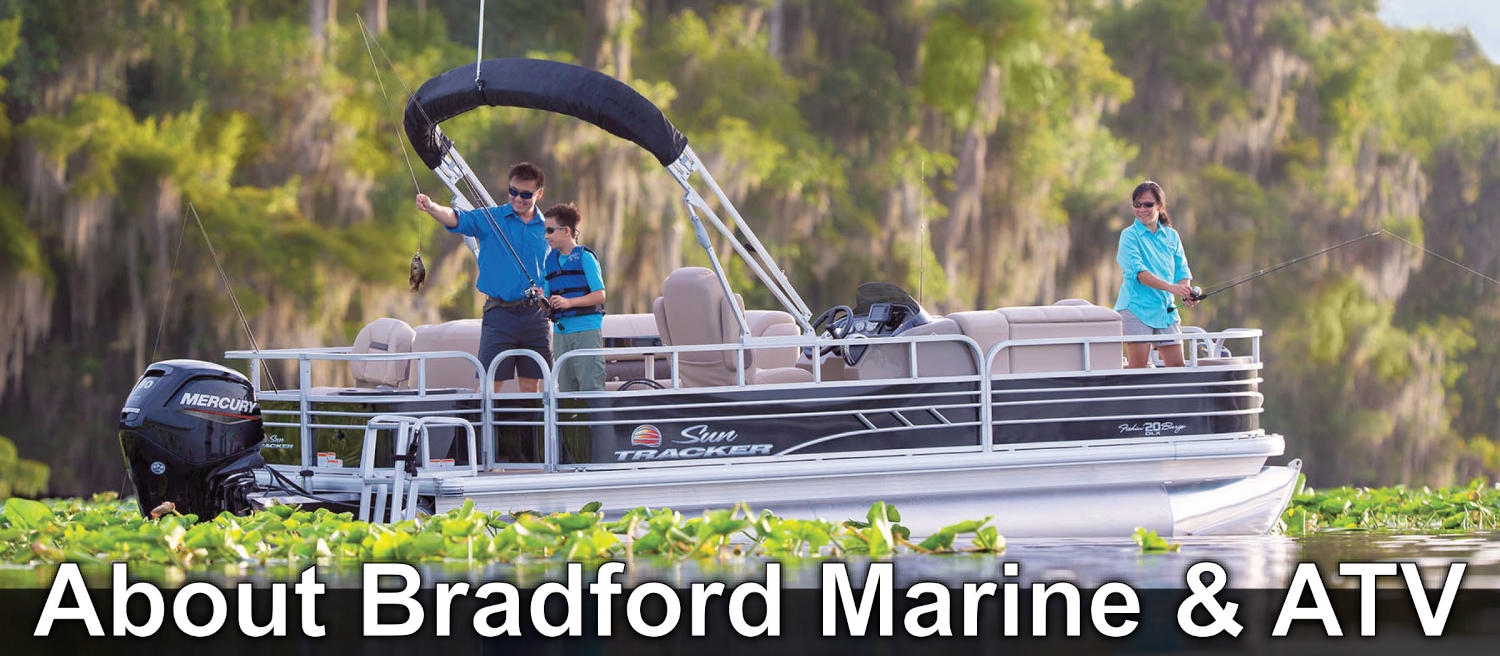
[
  {"xmin": 356, "ymin": 13, "xmax": 432, "ymax": 292},
  {"xmin": 1208, "ymin": 230, "xmax": 1383, "ymax": 297},
  {"xmin": 356, "ymin": 13, "xmax": 424, "ymax": 197},
  {"xmin": 149, "ymin": 206, "xmax": 191, "ymax": 364},
  {"xmin": 360, "ymin": 10, "xmax": 543, "ymax": 309},
  {"xmin": 188, "ymin": 203, "xmax": 278, "ymax": 392},
  {"xmin": 1170, "ymin": 230, "xmax": 1382, "ymax": 312},
  {"xmin": 1380, "ymin": 229, "xmax": 1500, "ymax": 288},
  {"xmin": 457, "ymin": 1, "xmax": 543, "ymax": 305},
  {"xmin": 1168, "ymin": 227, "xmax": 1500, "ymax": 313},
  {"xmin": 360, "ymin": 8, "xmax": 443, "ymax": 133}
]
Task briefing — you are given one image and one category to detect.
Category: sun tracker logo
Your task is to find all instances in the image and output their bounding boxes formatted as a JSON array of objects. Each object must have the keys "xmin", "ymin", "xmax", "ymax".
[{"xmin": 630, "ymin": 425, "xmax": 662, "ymax": 448}]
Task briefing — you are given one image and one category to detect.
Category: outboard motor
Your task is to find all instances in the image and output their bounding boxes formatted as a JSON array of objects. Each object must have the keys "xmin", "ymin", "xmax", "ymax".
[{"xmin": 119, "ymin": 359, "xmax": 266, "ymax": 518}]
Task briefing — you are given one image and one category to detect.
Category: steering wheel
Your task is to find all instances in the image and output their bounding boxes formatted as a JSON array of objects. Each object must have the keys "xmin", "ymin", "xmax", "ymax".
[{"xmin": 803, "ymin": 305, "xmax": 855, "ymax": 359}]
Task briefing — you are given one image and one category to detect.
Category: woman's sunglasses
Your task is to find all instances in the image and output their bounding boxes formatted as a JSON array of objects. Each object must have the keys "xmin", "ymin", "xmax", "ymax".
[
  {"xmin": 508, "ymin": 187, "xmax": 536, "ymax": 200},
  {"xmin": 1132, "ymin": 201, "xmax": 1156, "ymax": 208}
]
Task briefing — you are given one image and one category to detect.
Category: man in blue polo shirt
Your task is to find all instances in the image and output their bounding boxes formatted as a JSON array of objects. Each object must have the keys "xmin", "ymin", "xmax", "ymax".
[{"xmin": 415, "ymin": 162, "xmax": 551, "ymax": 393}]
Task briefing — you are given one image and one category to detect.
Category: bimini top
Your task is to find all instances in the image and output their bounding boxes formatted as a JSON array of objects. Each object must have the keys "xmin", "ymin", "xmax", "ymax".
[{"xmin": 403, "ymin": 58, "xmax": 689, "ymax": 170}]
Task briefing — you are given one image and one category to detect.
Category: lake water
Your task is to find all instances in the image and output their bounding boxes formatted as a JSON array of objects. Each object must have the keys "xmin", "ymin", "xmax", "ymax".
[{"xmin": 8, "ymin": 531, "xmax": 1494, "ymax": 589}]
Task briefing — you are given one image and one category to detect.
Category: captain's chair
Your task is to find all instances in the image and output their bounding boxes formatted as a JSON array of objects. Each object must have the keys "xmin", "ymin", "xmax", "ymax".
[
  {"xmin": 349, "ymin": 317, "xmax": 416, "ymax": 388},
  {"xmin": 653, "ymin": 267, "xmax": 814, "ymax": 387}
]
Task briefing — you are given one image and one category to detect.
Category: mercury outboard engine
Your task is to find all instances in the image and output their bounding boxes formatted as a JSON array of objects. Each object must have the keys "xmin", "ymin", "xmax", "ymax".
[{"xmin": 119, "ymin": 359, "xmax": 266, "ymax": 518}]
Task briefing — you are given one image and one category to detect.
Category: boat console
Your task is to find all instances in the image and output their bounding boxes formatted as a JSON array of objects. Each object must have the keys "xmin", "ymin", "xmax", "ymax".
[{"xmin": 807, "ymin": 282, "xmax": 935, "ymax": 366}]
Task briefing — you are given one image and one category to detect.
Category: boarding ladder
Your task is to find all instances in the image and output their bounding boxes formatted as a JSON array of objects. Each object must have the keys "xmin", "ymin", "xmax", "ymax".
[{"xmin": 356, "ymin": 415, "xmax": 479, "ymax": 522}]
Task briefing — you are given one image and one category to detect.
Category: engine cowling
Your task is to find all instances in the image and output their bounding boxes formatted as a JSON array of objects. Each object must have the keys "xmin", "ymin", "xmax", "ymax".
[{"xmin": 118, "ymin": 359, "xmax": 265, "ymax": 518}]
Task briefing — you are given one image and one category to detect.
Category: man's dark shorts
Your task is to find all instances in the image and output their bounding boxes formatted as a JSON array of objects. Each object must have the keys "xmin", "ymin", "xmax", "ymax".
[{"xmin": 479, "ymin": 304, "xmax": 552, "ymax": 382}]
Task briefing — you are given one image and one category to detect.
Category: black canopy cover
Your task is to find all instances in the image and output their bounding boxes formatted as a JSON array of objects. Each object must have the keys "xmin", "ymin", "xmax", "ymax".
[{"xmin": 403, "ymin": 58, "xmax": 688, "ymax": 170}]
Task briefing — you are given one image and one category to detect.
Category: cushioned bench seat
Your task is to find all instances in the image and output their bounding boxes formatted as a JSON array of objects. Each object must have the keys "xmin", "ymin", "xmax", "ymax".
[
  {"xmin": 945, "ymin": 299, "xmax": 1124, "ymax": 375},
  {"xmin": 410, "ymin": 319, "xmax": 487, "ymax": 391}
]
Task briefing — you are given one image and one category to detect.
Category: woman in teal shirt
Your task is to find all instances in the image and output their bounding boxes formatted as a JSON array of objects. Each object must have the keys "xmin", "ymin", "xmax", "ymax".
[{"xmin": 1114, "ymin": 181, "xmax": 1197, "ymax": 368}]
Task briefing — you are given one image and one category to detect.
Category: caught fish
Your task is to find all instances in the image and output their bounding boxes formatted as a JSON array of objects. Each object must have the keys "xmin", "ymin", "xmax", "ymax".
[{"xmin": 409, "ymin": 250, "xmax": 427, "ymax": 292}]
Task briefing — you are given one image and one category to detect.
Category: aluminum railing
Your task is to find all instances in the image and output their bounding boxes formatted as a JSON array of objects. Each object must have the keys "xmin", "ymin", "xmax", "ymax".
[{"xmin": 229, "ymin": 327, "xmax": 1264, "ymax": 479}]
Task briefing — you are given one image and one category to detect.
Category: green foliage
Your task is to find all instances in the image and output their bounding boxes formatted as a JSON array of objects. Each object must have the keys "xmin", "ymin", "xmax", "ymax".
[
  {"xmin": 921, "ymin": 0, "xmax": 1049, "ymax": 129},
  {"xmin": 1095, "ymin": 0, "xmax": 1245, "ymax": 131},
  {"xmin": 0, "ymin": 15, "xmax": 18, "ymax": 147},
  {"xmin": 1282, "ymin": 479, "xmax": 1500, "ymax": 534},
  {"xmin": 1131, "ymin": 527, "xmax": 1180, "ymax": 553},
  {"xmin": 0, "ymin": 188, "xmax": 44, "ymax": 277},
  {"xmin": 0, "ymin": 436, "xmax": 49, "ymax": 499},
  {"xmin": 0, "ymin": 499, "xmax": 1003, "ymax": 582},
  {"xmin": 645, "ymin": 8, "xmax": 844, "ymax": 198}
]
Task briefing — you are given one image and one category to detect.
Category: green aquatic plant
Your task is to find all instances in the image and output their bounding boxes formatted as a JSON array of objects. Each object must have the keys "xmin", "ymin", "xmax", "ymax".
[
  {"xmin": 1132, "ymin": 527, "xmax": 1181, "ymax": 553},
  {"xmin": 0, "ymin": 435, "xmax": 49, "ymax": 499},
  {"xmin": 1281, "ymin": 479, "xmax": 1500, "ymax": 535},
  {"xmin": 0, "ymin": 497, "xmax": 1004, "ymax": 578}
]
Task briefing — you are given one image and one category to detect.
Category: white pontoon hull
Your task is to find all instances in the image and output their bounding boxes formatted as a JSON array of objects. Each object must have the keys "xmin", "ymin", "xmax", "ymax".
[{"xmin": 261, "ymin": 432, "xmax": 1297, "ymax": 537}]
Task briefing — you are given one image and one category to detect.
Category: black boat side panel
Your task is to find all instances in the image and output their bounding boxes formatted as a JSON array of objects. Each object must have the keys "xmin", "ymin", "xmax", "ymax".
[{"xmin": 574, "ymin": 370, "xmax": 1259, "ymax": 464}]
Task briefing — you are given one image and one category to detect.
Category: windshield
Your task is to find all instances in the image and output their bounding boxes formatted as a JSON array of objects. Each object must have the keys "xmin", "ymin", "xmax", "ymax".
[{"xmin": 853, "ymin": 282, "xmax": 923, "ymax": 315}]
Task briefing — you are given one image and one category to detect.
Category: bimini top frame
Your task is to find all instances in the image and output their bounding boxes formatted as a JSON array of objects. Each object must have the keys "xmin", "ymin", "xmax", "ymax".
[{"xmin": 402, "ymin": 58, "xmax": 815, "ymax": 337}]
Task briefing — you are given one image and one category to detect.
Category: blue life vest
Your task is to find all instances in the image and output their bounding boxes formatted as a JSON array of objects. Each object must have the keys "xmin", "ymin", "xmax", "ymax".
[{"xmin": 545, "ymin": 246, "xmax": 605, "ymax": 320}]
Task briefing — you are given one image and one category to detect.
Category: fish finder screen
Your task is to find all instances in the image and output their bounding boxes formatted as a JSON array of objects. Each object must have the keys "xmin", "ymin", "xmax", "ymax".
[{"xmin": 867, "ymin": 303, "xmax": 891, "ymax": 324}]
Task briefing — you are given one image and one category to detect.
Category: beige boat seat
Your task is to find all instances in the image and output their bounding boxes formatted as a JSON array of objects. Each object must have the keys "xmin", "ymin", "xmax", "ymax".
[
  {"xmin": 992, "ymin": 301, "xmax": 1122, "ymax": 374},
  {"xmin": 745, "ymin": 310, "xmax": 800, "ymax": 370},
  {"xmin": 652, "ymin": 267, "xmax": 814, "ymax": 387},
  {"xmin": 410, "ymin": 319, "xmax": 486, "ymax": 391},
  {"xmin": 349, "ymin": 318, "xmax": 416, "ymax": 388},
  {"xmin": 947, "ymin": 310, "xmax": 1011, "ymax": 371}
]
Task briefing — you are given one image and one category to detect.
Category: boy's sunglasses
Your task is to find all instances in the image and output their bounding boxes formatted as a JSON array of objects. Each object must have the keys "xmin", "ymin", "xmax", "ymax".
[
  {"xmin": 508, "ymin": 187, "xmax": 536, "ymax": 200},
  {"xmin": 1132, "ymin": 201, "xmax": 1156, "ymax": 208},
  {"xmin": 545, "ymin": 226, "xmax": 568, "ymax": 234}
]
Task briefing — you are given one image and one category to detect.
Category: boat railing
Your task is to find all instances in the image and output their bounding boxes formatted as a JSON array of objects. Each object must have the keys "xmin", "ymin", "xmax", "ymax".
[
  {"xmin": 229, "ymin": 328, "xmax": 1266, "ymax": 479},
  {"xmin": 980, "ymin": 328, "xmax": 1263, "ymax": 375},
  {"xmin": 227, "ymin": 347, "xmax": 502, "ymax": 476},
  {"xmin": 553, "ymin": 332, "xmax": 987, "ymax": 390},
  {"xmin": 979, "ymin": 328, "xmax": 1265, "ymax": 451},
  {"xmin": 549, "ymin": 333, "xmax": 989, "ymax": 471}
]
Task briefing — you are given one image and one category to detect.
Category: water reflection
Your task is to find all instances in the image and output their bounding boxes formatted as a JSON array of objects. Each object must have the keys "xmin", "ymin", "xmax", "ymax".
[{"xmin": 4, "ymin": 532, "xmax": 1497, "ymax": 589}]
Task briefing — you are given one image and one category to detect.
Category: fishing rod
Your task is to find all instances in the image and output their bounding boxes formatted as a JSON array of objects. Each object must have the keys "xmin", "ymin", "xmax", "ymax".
[
  {"xmin": 458, "ymin": 1, "xmax": 552, "ymax": 315},
  {"xmin": 358, "ymin": 12, "xmax": 550, "ymax": 313},
  {"xmin": 188, "ymin": 203, "xmax": 279, "ymax": 393},
  {"xmin": 1168, "ymin": 230, "xmax": 1383, "ymax": 313},
  {"xmin": 466, "ymin": 182, "xmax": 553, "ymax": 311}
]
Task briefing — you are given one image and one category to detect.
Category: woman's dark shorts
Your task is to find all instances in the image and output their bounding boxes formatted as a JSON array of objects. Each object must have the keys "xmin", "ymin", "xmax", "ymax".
[{"xmin": 479, "ymin": 304, "xmax": 552, "ymax": 381}]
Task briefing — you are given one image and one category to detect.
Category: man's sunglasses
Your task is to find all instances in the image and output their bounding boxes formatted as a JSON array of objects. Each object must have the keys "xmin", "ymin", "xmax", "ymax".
[
  {"xmin": 1132, "ymin": 201, "xmax": 1156, "ymax": 208},
  {"xmin": 508, "ymin": 187, "xmax": 536, "ymax": 200}
]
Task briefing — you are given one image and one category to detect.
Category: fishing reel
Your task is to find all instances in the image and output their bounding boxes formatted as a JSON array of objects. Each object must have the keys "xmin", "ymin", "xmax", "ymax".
[
  {"xmin": 524, "ymin": 285, "xmax": 560, "ymax": 324},
  {"xmin": 1169, "ymin": 286, "xmax": 1205, "ymax": 313}
]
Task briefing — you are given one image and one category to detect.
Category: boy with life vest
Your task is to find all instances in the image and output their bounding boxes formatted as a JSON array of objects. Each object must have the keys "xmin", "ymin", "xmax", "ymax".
[{"xmin": 542, "ymin": 203, "xmax": 606, "ymax": 392}]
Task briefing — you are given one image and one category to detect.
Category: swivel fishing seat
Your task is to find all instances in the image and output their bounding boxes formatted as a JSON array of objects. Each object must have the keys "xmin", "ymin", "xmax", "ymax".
[{"xmin": 652, "ymin": 267, "xmax": 813, "ymax": 387}]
